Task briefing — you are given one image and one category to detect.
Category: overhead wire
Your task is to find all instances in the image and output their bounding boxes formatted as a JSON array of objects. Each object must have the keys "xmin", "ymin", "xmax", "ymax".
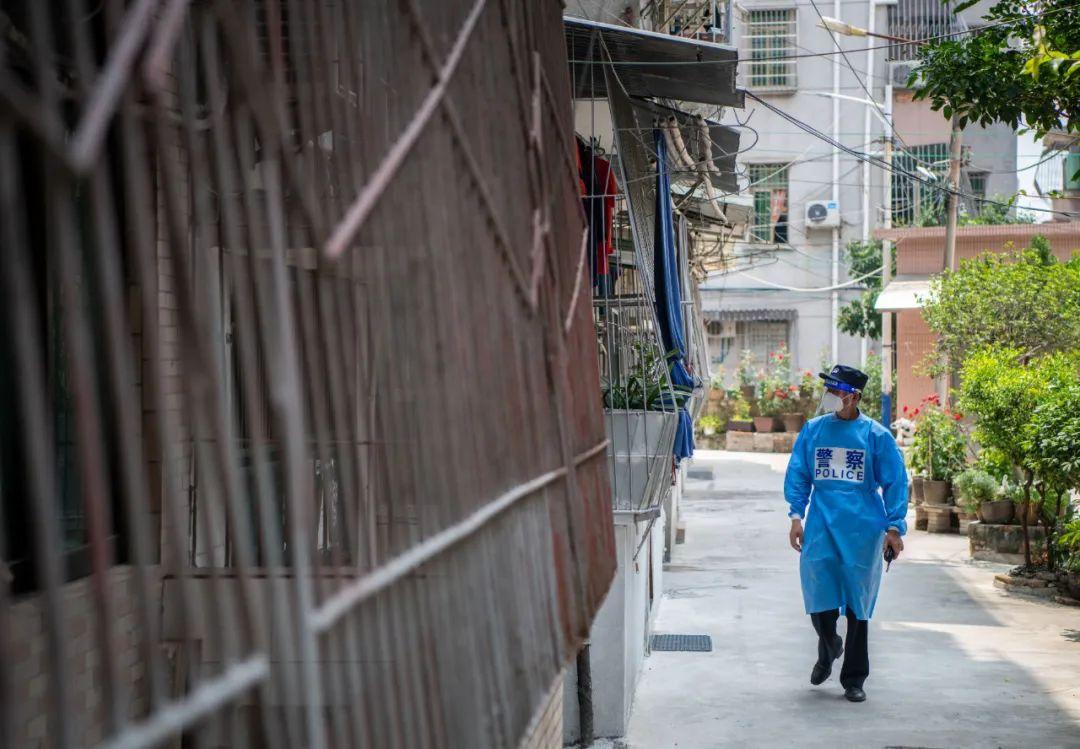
[
  {"xmin": 568, "ymin": 4, "xmax": 1077, "ymax": 66},
  {"xmin": 744, "ymin": 91, "xmax": 1080, "ymax": 219}
]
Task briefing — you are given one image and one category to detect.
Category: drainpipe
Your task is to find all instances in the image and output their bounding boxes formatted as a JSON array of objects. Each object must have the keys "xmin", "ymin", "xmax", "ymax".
[
  {"xmin": 576, "ymin": 644, "xmax": 594, "ymax": 745},
  {"xmin": 859, "ymin": 0, "xmax": 877, "ymax": 368},
  {"xmin": 881, "ymin": 80, "xmax": 894, "ymax": 426},
  {"xmin": 830, "ymin": 0, "xmax": 841, "ymax": 364}
]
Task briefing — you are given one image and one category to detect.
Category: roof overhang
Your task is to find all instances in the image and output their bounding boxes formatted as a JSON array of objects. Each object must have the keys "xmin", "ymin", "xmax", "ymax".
[
  {"xmin": 875, "ymin": 276, "xmax": 933, "ymax": 311},
  {"xmin": 565, "ymin": 16, "xmax": 743, "ymax": 108},
  {"xmin": 703, "ymin": 308, "xmax": 797, "ymax": 322}
]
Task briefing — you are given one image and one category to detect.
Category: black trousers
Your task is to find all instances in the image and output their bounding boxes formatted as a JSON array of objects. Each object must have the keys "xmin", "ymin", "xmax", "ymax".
[{"xmin": 810, "ymin": 609, "xmax": 869, "ymax": 689}]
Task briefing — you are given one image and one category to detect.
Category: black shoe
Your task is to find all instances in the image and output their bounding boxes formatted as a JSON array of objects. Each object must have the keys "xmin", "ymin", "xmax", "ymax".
[
  {"xmin": 810, "ymin": 635, "xmax": 844, "ymax": 685},
  {"xmin": 844, "ymin": 686, "xmax": 866, "ymax": 702}
]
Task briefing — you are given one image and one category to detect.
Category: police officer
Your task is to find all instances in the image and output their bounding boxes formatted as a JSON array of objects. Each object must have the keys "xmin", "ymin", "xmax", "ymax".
[{"xmin": 783, "ymin": 365, "xmax": 908, "ymax": 702}]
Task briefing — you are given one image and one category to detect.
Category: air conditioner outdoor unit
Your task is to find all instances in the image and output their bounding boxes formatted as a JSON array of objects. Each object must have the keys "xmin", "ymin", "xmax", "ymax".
[{"xmin": 805, "ymin": 200, "xmax": 840, "ymax": 229}]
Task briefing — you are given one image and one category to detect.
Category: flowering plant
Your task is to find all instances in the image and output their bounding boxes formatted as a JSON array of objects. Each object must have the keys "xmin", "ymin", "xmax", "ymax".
[
  {"xmin": 908, "ymin": 394, "xmax": 968, "ymax": 481},
  {"xmin": 736, "ymin": 349, "xmax": 756, "ymax": 387}
]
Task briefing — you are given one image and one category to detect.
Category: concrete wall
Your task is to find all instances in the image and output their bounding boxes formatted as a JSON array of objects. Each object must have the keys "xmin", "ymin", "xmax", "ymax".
[
  {"xmin": 704, "ymin": 0, "xmax": 891, "ymax": 376},
  {"xmin": 563, "ymin": 503, "xmax": 667, "ymax": 742}
]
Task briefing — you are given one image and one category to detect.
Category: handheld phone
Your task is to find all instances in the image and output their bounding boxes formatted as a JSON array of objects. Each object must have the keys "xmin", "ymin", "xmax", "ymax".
[{"xmin": 884, "ymin": 545, "xmax": 896, "ymax": 572}]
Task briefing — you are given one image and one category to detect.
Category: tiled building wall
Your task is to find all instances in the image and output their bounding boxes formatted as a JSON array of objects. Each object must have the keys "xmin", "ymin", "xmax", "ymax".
[
  {"xmin": 895, "ymin": 309, "xmax": 937, "ymax": 415},
  {"xmin": 5, "ymin": 567, "xmax": 163, "ymax": 748}
]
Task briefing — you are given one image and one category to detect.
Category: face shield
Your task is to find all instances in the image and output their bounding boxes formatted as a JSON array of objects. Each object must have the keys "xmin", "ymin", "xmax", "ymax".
[{"xmin": 816, "ymin": 379, "xmax": 860, "ymax": 415}]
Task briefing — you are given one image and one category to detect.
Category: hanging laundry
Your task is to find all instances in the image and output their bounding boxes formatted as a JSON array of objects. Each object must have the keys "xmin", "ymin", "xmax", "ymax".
[
  {"xmin": 576, "ymin": 136, "xmax": 619, "ymax": 294},
  {"xmin": 653, "ymin": 128, "xmax": 697, "ymax": 463}
]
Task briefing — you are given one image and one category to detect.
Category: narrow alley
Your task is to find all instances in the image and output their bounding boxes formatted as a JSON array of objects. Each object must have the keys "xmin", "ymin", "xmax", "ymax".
[{"xmin": 627, "ymin": 451, "xmax": 1080, "ymax": 749}]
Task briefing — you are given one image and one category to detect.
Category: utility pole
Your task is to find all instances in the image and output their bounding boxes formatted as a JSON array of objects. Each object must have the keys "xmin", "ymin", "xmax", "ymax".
[
  {"xmin": 943, "ymin": 113, "xmax": 963, "ymax": 273},
  {"xmin": 939, "ymin": 112, "xmax": 963, "ymax": 403}
]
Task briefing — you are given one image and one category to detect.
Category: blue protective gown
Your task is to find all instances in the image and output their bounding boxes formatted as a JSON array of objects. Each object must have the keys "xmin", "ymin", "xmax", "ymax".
[{"xmin": 784, "ymin": 411, "xmax": 909, "ymax": 620}]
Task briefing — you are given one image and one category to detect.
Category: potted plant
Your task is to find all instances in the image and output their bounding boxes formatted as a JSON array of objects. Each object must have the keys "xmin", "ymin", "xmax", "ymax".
[
  {"xmin": 911, "ymin": 474, "xmax": 926, "ymax": 505},
  {"xmin": 727, "ymin": 397, "xmax": 754, "ymax": 432},
  {"xmin": 1065, "ymin": 554, "xmax": 1080, "ymax": 601},
  {"xmin": 780, "ymin": 384, "xmax": 806, "ymax": 432},
  {"xmin": 909, "ymin": 396, "xmax": 966, "ymax": 505},
  {"xmin": 977, "ymin": 480, "xmax": 1017, "ymax": 525},
  {"xmin": 698, "ymin": 414, "xmax": 722, "ymax": 436},
  {"xmin": 752, "ymin": 400, "xmax": 780, "ymax": 433},
  {"xmin": 736, "ymin": 349, "xmax": 757, "ymax": 403},
  {"xmin": 953, "ymin": 468, "xmax": 998, "ymax": 523}
]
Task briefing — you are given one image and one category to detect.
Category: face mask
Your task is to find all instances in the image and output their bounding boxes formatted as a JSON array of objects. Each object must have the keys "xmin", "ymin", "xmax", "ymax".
[{"xmin": 817, "ymin": 391, "xmax": 847, "ymax": 416}]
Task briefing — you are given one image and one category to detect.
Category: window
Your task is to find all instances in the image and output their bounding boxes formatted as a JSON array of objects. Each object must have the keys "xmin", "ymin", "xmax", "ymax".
[
  {"xmin": 707, "ymin": 319, "xmax": 791, "ymax": 373},
  {"xmin": 747, "ymin": 163, "xmax": 789, "ymax": 243},
  {"xmin": 966, "ymin": 170, "xmax": 987, "ymax": 199},
  {"xmin": 745, "ymin": 9, "xmax": 797, "ymax": 90},
  {"xmin": 892, "ymin": 143, "xmax": 948, "ymax": 226}
]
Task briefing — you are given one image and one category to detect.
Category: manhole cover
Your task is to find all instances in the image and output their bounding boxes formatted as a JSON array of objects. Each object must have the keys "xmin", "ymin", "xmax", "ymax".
[{"xmin": 650, "ymin": 634, "xmax": 712, "ymax": 652}]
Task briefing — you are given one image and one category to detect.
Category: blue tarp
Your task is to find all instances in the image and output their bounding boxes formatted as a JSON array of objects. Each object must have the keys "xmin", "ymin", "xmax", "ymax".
[{"xmin": 653, "ymin": 129, "xmax": 695, "ymax": 462}]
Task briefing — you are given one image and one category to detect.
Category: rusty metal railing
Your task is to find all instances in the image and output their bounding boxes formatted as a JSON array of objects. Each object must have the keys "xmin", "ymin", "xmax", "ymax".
[{"xmin": 0, "ymin": 2, "xmax": 615, "ymax": 747}]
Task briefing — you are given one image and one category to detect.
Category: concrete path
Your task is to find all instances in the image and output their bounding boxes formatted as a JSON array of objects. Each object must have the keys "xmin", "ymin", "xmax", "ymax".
[{"xmin": 625, "ymin": 451, "xmax": 1080, "ymax": 749}]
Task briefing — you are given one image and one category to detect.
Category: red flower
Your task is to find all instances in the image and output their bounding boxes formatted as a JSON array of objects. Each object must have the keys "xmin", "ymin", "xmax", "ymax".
[
  {"xmin": 789, "ymin": 384, "xmax": 799, "ymax": 392},
  {"xmin": 953, "ymin": 413, "xmax": 962, "ymax": 421}
]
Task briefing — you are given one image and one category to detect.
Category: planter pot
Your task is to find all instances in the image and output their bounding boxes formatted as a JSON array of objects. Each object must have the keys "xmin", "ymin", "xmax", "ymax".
[
  {"xmin": 923, "ymin": 479, "xmax": 952, "ymax": 506},
  {"xmin": 1067, "ymin": 572, "xmax": 1080, "ymax": 601},
  {"xmin": 604, "ymin": 410, "xmax": 679, "ymax": 513},
  {"xmin": 740, "ymin": 384, "xmax": 756, "ymax": 403},
  {"xmin": 978, "ymin": 499, "xmax": 1014, "ymax": 525},
  {"xmin": 753, "ymin": 416, "xmax": 779, "ymax": 433},
  {"xmin": 911, "ymin": 475, "xmax": 925, "ymax": 505},
  {"xmin": 780, "ymin": 413, "xmax": 806, "ymax": 433},
  {"xmin": 924, "ymin": 504, "xmax": 954, "ymax": 533},
  {"xmin": 914, "ymin": 504, "xmax": 928, "ymax": 531},
  {"xmin": 1013, "ymin": 502, "xmax": 1040, "ymax": 526},
  {"xmin": 727, "ymin": 419, "xmax": 754, "ymax": 433}
]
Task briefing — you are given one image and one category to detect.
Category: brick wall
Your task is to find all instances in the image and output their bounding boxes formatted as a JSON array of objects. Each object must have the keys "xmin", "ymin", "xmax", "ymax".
[
  {"xmin": 519, "ymin": 673, "xmax": 564, "ymax": 749},
  {"xmin": 883, "ymin": 223, "xmax": 1080, "ymax": 276},
  {"xmin": 896, "ymin": 309, "xmax": 937, "ymax": 414},
  {"xmin": 4, "ymin": 566, "xmax": 163, "ymax": 748}
]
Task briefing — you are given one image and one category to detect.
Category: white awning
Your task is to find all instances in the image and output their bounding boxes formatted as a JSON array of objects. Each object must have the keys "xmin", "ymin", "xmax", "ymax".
[{"xmin": 875, "ymin": 277, "xmax": 933, "ymax": 311}]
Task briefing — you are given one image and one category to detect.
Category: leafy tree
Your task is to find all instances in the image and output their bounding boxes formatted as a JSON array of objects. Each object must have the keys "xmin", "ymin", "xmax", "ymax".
[
  {"xmin": 959, "ymin": 347, "xmax": 1043, "ymax": 565},
  {"xmin": 1024, "ymin": 375, "xmax": 1080, "ymax": 566},
  {"xmin": 837, "ymin": 240, "xmax": 894, "ymax": 340},
  {"xmin": 958, "ymin": 347, "xmax": 1078, "ymax": 567},
  {"xmin": 910, "ymin": 0, "xmax": 1080, "ymax": 139},
  {"xmin": 921, "ymin": 239, "xmax": 1080, "ymax": 374},
  {"xmin": 860, "ymin": 350, "xmax": 883, "ymax": 422}
]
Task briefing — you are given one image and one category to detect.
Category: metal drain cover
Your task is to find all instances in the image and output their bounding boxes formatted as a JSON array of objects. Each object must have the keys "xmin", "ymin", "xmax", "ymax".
[{"xmin": 650, "ymin": 634, "xmax": 712, "ymax": 652}]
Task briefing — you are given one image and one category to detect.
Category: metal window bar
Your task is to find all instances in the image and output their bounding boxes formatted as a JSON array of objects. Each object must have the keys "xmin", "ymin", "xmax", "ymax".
[
  {"xmin": 0, "ymin": 2, "xmax": 616, "ymax": 748},
  {"xmin": 887, "ymin": 0, "xmax": 968, "ymax": 62},
  {"xmin": 892, "ymin": 143, "xmax": 948, "ymax": 225},
  {"xmin": 747, "ymin": 163, "xmax": 788, "ymax": 242},
  {"xmin": 744, "ymin": 9, "xmax": 797, "ymax": 91}
]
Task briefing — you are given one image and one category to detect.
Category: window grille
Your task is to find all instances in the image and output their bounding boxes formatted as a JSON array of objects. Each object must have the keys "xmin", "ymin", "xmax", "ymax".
[
  {"xmin": 747, "ymin": 163, "xmax": 789, "ymax": 243},
  {"xmin": 744, "ymin": 9, "xmax": 797, "ymax": 91},
  {"xmin": 707, "ymin": 320, "xmax": 791, "ymax": 373},
  {"xmin": 892, "ymin": 143, "xmax": 948, "ymax": 226}
]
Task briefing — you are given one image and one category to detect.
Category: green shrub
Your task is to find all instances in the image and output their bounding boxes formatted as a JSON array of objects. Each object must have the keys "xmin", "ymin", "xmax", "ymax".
[
  {"xmin": 974, "ymin": 446, "xmax": 1013, "ymax": 483},
  {"xmin": 953, "ymin": 468, "xmax": 999, "ymax": 513}
]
